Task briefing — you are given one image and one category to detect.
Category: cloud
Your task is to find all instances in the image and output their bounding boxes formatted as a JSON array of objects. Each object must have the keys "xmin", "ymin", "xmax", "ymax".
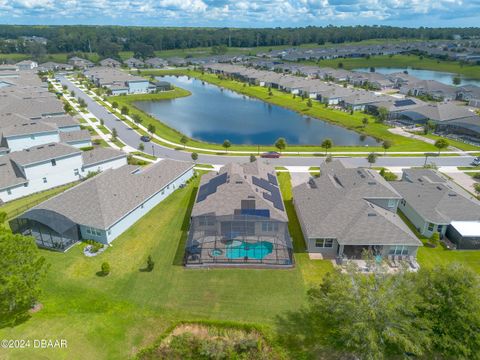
[{"xmin": 0, "ymin": 0, "xmax": 478, "ymax": 26}]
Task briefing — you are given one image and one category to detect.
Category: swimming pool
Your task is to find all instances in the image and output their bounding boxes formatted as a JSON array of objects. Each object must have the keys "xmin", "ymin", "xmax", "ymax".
[{"xmin": 226, "ymin": 241, "xmax": 273, "ymax": 260}]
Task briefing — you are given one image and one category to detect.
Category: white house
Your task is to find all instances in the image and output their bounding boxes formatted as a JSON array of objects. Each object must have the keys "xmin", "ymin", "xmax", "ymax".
[
  {"xmin": 0, "ymin": 144, "xmax": 127, "ymax": 203},
  {"xmin": 9, "ymin": 160, "xmax": 194, "ymax": 251}
]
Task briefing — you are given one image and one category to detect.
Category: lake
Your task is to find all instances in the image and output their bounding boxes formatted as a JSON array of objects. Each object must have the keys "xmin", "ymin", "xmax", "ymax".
[
  {"xmin": 353, "ymin": 67, "xmax": 480, "ymax": 87},
  {"xmin": 134, "ymin": 76, "xmax": 378, "ymax": 146}
]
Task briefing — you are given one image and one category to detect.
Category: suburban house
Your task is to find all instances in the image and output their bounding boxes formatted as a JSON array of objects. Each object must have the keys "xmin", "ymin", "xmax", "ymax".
[
  {"xmin": 38, "ymin": 62, "xmax": 73, "ymax": 72},
  {"xmin": 68, "ymin": 57, "xmax": 94, "ymax": 69},
  {"xmin": 9, "ymin": 160, "xmax": 194, "ymax": 251},
  {"xmin": 185, "ymin": 162, "xmax": 293, "ymax": 268},
  {"xmin": 0, "ymin": 144, "xmax": 127, "ymax": 203},
  {"xmin": 399, "ymin": 80, "xmax": 457, "ymax": 101},
  {"xmin": 145, "ymin": 57, "xmax": 168, "ymax": 68},
  {"xmin": 85, "ymin": 67, "xmax": 153, "ymax": 95},
  {"xmin": 456, "ymin": 85, "xmax": 480, "ymax": 108},
  {"xmin": 392, "ymin": 169, "xmax": 480, "ymax": 248},
  {"xmin": 293, "ymin": 161, "xmax": 422, "ymax": 260},
  {"xmin": 124, "ymin": 57, "xmax": 145, "ymax": 68},
  {"xmin": 99, "ymin": 58, "xmax": 122, "ymax": 68},
  {"xmin": 15, "ymin": 60, "xmax": 38, "ymax": 71}
]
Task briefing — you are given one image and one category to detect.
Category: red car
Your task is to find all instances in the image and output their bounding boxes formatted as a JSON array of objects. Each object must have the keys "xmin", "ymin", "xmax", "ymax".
[{"xmin": 260, "ymin": 151, "xmax": 281, "ymax": 158}]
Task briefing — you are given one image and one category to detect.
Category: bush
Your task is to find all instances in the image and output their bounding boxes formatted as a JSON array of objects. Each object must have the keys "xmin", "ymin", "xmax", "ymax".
[
  {"xmin": 80, "ymin": 146, "xmax": 94, "ymax": 151},
  {"xmin": 84, "ymin": 239, "xmax": 103, "ymax": 253},
  {"xmin": 146, "ymin": 255, "xmax": 155, "ymax": 272},
  {"xmin": 101, "ymin": 262, "xmax": 110, "ymax": 276}
]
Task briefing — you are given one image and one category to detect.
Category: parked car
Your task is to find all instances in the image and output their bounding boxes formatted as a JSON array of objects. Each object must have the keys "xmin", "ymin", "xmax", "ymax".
[
  {"xmin": 140, "ymin": 135, "xmax": 151, "ymax": 142},
  {"xmin": 472, "ymin": 156, "xmax": 480, "ymax": 166},
  {"xmin": 260, "ymin": 151, "xmax": 281, "ymax": 158}
]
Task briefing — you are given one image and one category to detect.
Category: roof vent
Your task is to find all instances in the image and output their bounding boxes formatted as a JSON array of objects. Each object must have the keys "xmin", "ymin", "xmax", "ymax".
[
  {"xmin": 368, "ymin": 213, "xmax": 377, "ymax": 217},
  {"xmin": 436, "ymin": 186, "xmax": 443, "ymax": 191},
  {"xmin": 448, "ymin": 193, "xmax": 457, "ymax": 197},
  {"xmin": 368, "ymin": 181, "xmax": 376, "ymax": 185}
]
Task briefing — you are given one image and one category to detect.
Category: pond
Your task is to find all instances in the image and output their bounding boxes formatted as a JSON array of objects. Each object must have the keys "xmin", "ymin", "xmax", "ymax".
[
  {"xmin": 353, "ymin": 67, "xmax": 480, "ymax": 87},
  {"xmin": 134, "ymin": 76, "xmax": 378, "ymax": 146}
]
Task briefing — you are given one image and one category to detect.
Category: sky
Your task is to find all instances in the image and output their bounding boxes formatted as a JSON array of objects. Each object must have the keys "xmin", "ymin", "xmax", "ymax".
[{"xmin": 0, "ymin": 0, "xmax": 479, "ymax": 27}]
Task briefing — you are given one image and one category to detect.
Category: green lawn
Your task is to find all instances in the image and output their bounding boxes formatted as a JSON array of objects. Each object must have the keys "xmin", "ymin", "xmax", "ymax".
[
  {"xmin": 129, "ymin": 69, "xmax": 437, "ymax": 153},
  {"xmin": 305, "ymin": 54, "xmax": 480, "ymax": 80},
  {"xmin": 0, "ymin": 172, "xmax": 333, "ymax": 360},
  {"xmin": 422, "ymin": 133, "xmax": 480, "ymax": 151}
]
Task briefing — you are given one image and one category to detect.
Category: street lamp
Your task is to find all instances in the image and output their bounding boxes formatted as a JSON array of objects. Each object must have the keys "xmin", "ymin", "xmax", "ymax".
[{"xmin": 152, "ymin": 145, "xmax": 155, "ymax": 157}]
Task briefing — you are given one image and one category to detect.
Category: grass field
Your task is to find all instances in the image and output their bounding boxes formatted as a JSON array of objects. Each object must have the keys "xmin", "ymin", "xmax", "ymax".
[
  {"xmin": 127, "ymin": 69, "xmax": 438, "ymax": 153},
  {"xmin": 304, "ymin": 54, "xmax": 480, "ymax": 80},
  {"xmin": 0, "ymin": 172, "xmax": 333, "ymax": 360}
]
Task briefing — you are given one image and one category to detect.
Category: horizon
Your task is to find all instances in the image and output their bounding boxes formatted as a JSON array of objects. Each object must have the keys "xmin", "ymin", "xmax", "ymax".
[{"xmin": 0, "ymin": 1, "xmax": 479, "ymax": 28}]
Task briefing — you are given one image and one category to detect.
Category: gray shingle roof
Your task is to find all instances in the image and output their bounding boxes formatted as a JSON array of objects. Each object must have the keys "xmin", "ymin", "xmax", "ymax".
[
  {"xmin": 0, "ymin": 157, "xmax": 27, "ymax": 190},
  {"xmin": 9, "ymin": 142, "xmax": 81, "ymax": 167},
  {"xmin": 31, "ymin": 159, "xmax": 193, "ymax": 229},
  {"xmin": 191, "ymin": 161, "xmax": 287, "ymax": 221},
  {"xmin": 59, "ymin": 130, "xmax": 91, "ymax": 143},
  {"xmin": 293, "ymin": 161, "xmax": 420, "ymax": 246},
  {"xmin": 81, "ymin": 147, "xmax": 126, "ymax": 167},
  {"xmin": 391, "ymin": 172, "xmax": 480, "ymax": 224},
  {"xmin": 2, "ymin": 121, "xmax": 57, "ymax": 137}
]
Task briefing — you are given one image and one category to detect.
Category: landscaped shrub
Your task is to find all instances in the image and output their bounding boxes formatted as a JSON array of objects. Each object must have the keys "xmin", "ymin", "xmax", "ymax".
[{"xmin": 101, "ymin": 262, "xmax": 110, "ymax": 276}]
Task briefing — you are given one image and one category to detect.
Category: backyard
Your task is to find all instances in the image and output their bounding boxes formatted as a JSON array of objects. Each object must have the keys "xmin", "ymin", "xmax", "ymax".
[{"xmin": 1, "ymin": 171, "xmax": 479, "ymax": 359}]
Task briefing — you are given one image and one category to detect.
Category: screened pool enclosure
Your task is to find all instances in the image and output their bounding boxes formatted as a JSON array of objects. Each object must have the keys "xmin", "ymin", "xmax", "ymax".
[{"xmin": 185, "ymin": 214, "xmax": 294, "ymax": 267}]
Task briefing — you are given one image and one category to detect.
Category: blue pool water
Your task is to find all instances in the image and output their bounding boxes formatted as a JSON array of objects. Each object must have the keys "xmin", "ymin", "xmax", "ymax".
[{"xmin": 226, "ymin": 241, "xmax": 273, "ymax": 260}]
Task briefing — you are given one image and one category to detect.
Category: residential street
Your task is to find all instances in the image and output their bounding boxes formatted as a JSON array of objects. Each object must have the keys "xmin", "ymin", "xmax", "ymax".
[{"xmin": 59, "ymin": 76, "xmax": 477, "ymax": 168}]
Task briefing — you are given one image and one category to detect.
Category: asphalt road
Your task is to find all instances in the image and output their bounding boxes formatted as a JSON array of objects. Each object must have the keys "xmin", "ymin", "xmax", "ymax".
[{"xmin": 59, "ymin": 76, "xmax": 476, "ymax": 168}]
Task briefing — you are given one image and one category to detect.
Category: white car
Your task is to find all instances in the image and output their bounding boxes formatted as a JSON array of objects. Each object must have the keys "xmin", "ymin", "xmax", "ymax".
[{"xmin": 472, "ymin": 157, "xmax": 480, "ymax": 166}]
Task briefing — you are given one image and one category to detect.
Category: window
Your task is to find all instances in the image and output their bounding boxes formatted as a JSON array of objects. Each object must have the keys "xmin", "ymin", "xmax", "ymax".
[
  {"xmin": 74, "ymin": 168, "xmax": 79, "ymax": 176},
  {"xmin": 86, "ymin": 227, "xmax": 102, "ymax": 237},
  {"xmin": 387, "ymin": 199, "xmax": 396, "ymax": 208},
  {"xmin": 262, "ymin": 222, "xmax": 278, "ymax": 232},
  {"xmin": 401, "ymin": 199, "xmax": 406, "ymax": 206},
  {"xmin": 428, "ymin": 223, "xmax": 435, "ymax": 232},
  {"xmin": 389, "ymin": 245, "xmax": 409, "ymax": 256},
  {"xmin": 315, "ymin": 238, "xmax": 335, "ymax": 248},
  {"xmin": 7, "ymin": 188, "xmax": 11, "ymax": 195},
  {"xmin": 199, "ymin": 216, "xmax": 215, "ymax": 226},
  {"xmin": 42, "ymin": 177, "xmax": 47, "ymax": 183},
  {"xmin": 437, "ymin": 225, "xmax": 443, "ymax": 233},
  {"xmin": 51, "ymin": 159, "xmax": 56, "ymax": 166}
]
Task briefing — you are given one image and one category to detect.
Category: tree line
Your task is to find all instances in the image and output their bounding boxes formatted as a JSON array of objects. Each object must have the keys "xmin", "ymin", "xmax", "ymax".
[{"xmin": 2, "ymin": 25, "xmax": 480, "ymax": 59}]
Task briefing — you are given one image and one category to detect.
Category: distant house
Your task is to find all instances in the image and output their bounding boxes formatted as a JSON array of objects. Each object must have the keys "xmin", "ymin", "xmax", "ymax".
[
  {"xmin": 399, "ymin": 80, "xmax": 457, "ymax": 101},
  {"xmin": 10, "ymin": 160, "xmax": 194, "ymax": 251},
  {"xmin": 167, "ymin": 57, "xmax": 187, "ymax": 67},
  {"xmin": 392, "ymin": 169, "xmax": 480, "ymax": 248},
  {"xmin": 124, "ymin": 57, "xmax": 145, "ymax": 68},
  {"xmin": 456, "ymin": 85, "xmax": 480, "ymax": 108},
  {"xmin": 153, "ymin": 81, "xmax": 172, "ymax": 91},
  {"xmin": 38, "ymin": 62, "xmax": 73, "ymax": 72},
  {"xmin": 68, "ymin": 57, "xmax": 94, "ymax": 69},
  {"xmin": 15, "ymin": 60, "xmax": 38, "ymax": 71},
  {"xmin": 85, "ymin": 67, "xmax": 152, "ymax": 95},
  {"xmin": 99, "ymin": 58, "xmax": 121, "ymax": 68},
  {"xmin": 185, "ymin": 162, "xmax": 293, "ymax": 268},
  {"xmin": 145, "ymin": 57, "xmax": 168, "ymax": 68},
  {"xmin": 0, "ymin": 144, "xmax": 127, "ymax": 203},
  {"xmin": 293, "ymin": 161, "xmax": 422, "ymax": 260}
]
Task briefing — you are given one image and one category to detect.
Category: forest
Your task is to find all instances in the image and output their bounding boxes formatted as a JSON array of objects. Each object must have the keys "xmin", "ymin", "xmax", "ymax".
[{"xmin": 1, "ymin": 25, "xmax": 480, "ymax": 59}]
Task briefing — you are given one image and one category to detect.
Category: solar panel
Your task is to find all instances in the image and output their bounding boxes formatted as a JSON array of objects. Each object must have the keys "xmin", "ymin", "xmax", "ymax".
[
  {"xmin": 252, "ymin": 176, "xmax": 285, "ymax": 211},
  {"xmin": 196, "ymin": 172, "xmax": 228, "ymax": 202},
  {"xmin": 267, "ymin": 173, "xmax": 278, "ymax": 186},
  {"xmin": 394, "ymin": 99, "xmax": 416, "ymax": 107}
]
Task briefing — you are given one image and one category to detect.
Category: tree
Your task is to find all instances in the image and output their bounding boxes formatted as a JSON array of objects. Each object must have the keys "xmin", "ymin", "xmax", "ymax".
[
  {"xmin": 382, "ymin": 140, "xmax": 392, "ymax": 155},
  {"xmin": 307, "ymin": 98, "xmax": 313, "ymax": 107},
  {"xmin": 101, "ymin": 262, "xmax": 110, "ymax": 276},
  {"xmin": 367, "ymin": 152, "xmax": 378, "ymax": 167},
  {"xmin": 274, "ymin": 137, "xmax": 286, "ymax": 153},
  {"xmin": 302, "ymin": 268, "xmax": 429, "ymax": 359},
  {"xmin": 337, "ymin": 62, "xmax": 343, "ymax": 68},
  {"xmin": 191, "ymin": 152, "xmax": 198, "ymax": 162},
  {"xmin": 249, "ymin": 154, "xmax": 256, "ymax": 162},
  {"xmin": 111, "ymin": 127, "xmax": 118, "ymax": 140},
  {"xmin": 0, "ymin": 226, "xmax": 48, "ymax": 325},
  {"xmin": 434, "ymin": 138, "xmax": 449, "ymax": 154},
  {"xmin": 429, "ymin": 232, "xmax": 440, "ymax": 247},
  {"xmin": 138, "ymin": 143, "xmax": 144, "ymax": 151},
  {"xmin": 132, "ymin": 114, "xmax": 142, "ymax": 125},
  {"xmin": 474, "ymin": 183, "xmax": 480, "ymax": 196},
  {"xmin": 416, "ymin": 264, "xmax": 480, "ymax": 359},
  {"xmin": 453, "ymin": 76, "xmax": 461, "ymax": 85},
  {"xmin": 99, "ymin": 118, "xmax": 105, "ymax": 126},
  {"xmin": 146, "ymin": 255, "xmax": 155, "ymax": 272},
  {"xmin": 362, "ymin": 117, "xmax": 369, "ymax": 128},
  {"xmin": 63, "ymin": 102, "xmax": 72, "ymax": 113},
  {"xmin": 112, "ymin": 101, "xmax": 118, "ymax": 109},
  {"xmin": 424, "ymin": 120, "xmax": 436, "ymax": 134},
  {"xmin": 321, "ymin": 138, "xmax": 333, "ymax": 155},
  {"xmin": 211, "ymin": 45, "xmax": 228, "ymax": 55},
  {"xmin": 148, "ymin": 124, "xmax": 156, "ymax": 134},
  {"xmin": 222, "ymin": 139, "xmax": 231, "ymax": 153},
  {"xmin": 376, "ymin": 107, "xmax": 389, "ymax": 123},
  {"xmin": 121, "ymin": 106, "xmax": 129, "ymax": 115},
  {"xmin": 180, "ymin": 135, "xmax": 188, "ymax": 149}
]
